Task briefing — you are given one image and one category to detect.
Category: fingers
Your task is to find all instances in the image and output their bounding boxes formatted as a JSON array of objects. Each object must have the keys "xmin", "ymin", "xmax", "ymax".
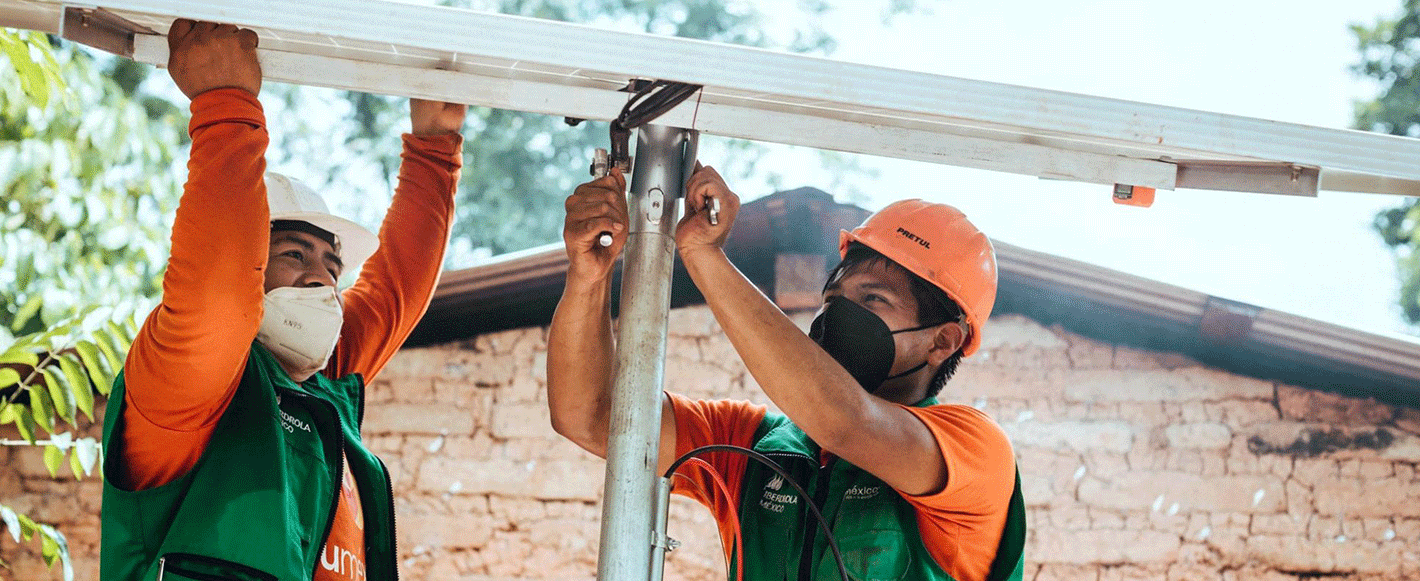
[
  {"xmin": 409, "ymin": 99, "xmax": 470, "ymax": 135},
  {"xmin": 567, "ymin": 215, "xmax": 625, "ymax": 243},
  {"xmin": 187, "ymin": 20, "xmax": 219, "ymax": 43},
  {"xmin": 684, "ymin": 160, "xmax": 705, "ymax": 198},
  {"xmin": 167, "ymin": 20, "xmax": 224, "ymax": 53},
  {"xmin": 683, "ymin": 163, "xmax": 724, "ymax": 214},
  {"xmin": 610, "ymin": 166, "xmax": 627, "ymax": 191},
  {"xmin": 675, "ymin": 163, "xmax": 740, "ymax": 251},
  {"xmin": 567, "ymin": 178, "xmax": 628, "ymax": 218},
  {"xmin": 566, "ymin": 173, "xmax": 629, "ymax": 248},
  {"xmin": 582, "ymin": 166, "xmax": 625, "ymax": 193},
  {"xmin": 168, "ymin": 19, "xmax": 254, "ymax": 47},
  {"xmin": 191, "ymin": 20, "xmax": 217, "ymax": 37},
  {"xmin": 167, "ymin": 19, "xmax": 194, "ymax": 49},
  {"xmin": 238, "ymin": 27, "xmax": 259, "ymax": 49},
  {"xmin": 685, "ymin": 163, "xmax": 719, "ymax": 194}
]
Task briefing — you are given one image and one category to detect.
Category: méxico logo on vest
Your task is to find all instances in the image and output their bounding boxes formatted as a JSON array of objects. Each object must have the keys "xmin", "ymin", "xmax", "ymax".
[{"xmin": 843, "ymin": 484, "xmax": 881, "ymax": 500}]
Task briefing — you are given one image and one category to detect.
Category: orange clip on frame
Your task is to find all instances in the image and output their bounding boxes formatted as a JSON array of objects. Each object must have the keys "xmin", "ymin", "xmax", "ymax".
[{"xmin": 1112, "ymin": 184, "xmax": 1155, "ymax": 207}]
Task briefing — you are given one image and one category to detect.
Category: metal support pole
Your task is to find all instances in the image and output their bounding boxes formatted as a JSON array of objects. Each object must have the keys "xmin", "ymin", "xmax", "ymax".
[
  {"xmin": 596, "ymin": 124, "xmax": 694, "ymax": 581},
  {"xmin": 649, "ymin": 476, "xmax": 674, "ymax": 581}
]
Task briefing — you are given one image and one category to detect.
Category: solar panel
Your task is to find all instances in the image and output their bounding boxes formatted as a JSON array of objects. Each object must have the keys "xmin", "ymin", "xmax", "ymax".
[{"xmin": 4, "ymin": 0, "xmax": 1419, "ymax": 196}]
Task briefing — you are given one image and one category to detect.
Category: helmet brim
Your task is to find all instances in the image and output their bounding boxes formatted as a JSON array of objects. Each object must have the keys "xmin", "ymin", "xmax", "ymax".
[{"xmin": 271, "ymin": 210, "xmax": 379, "ymax": 273}]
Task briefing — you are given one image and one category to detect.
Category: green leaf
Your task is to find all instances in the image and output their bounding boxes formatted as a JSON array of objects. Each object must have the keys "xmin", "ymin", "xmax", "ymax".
[
  {"xmin": 10, "ymin": 295, "xmax": 43, "ymax": 333},
  {"xmin": 41, "ymin": 368, "xmax": 76, "ymax": 426},
  {"xmin": 29, "ymin": 33, "xmax": 67, "ymax": 107},
  {"xmin": 20, "ymin": 60, "xmax": 51, "ymax": 108},
  {"xmin": 105, "ymin": 320, "xmax": 133, "ymax": 351},
  {"xmin": 17, "ymin": 512, "xmax": 37, "ymax": 542},
  {"xmin": 0, "ymin": 348, "xmax": 40, "ymax": 368},
  {"xmin": 68, "ymin": 449, "xmax": 84, "ymax": 479},
  {"xmin": 0, "ymin": 33, "xmax": 48, "ymax": 108},
  {"xmin": 92, "ymin": 326, "xmax": 124, "ymax": 374},
  {"xmin": 13, "ymin": 405, "xmax": 36, "ymax": 443},
  {"xmin": 0, "ymin": 367, "xmax": 20, "ymax": 389},
  {"xmin": 0, "ymin": 402, "xmax": 16, "ymax": 425},
  {"xmin": 40, "ymin": 527, "xmax": 58, "ymax": 566},
  {"xmin": 13, "ymin": 254, "xmax": 35, "ymax": 296},
  {"xmin": 9, "ymin": 327, "xmax": 62, "ymax": 354},
  {"xmin": 58, "ymin": 356, "xmax": 93, "ymax": 420},
  {"xmin": 43, "ymin": 445, "xmax": 62, "ymax": 479},
  {"xmin": 39, "ymin": 524, "xmax": 71, "ymax": 580},
  {"xmin": 93, "ymin": 367, "xmax": 113, "ymax": 396},
  {"xmin": 30, "ymin": 383, "xmax": 55, "ymax": 434},
  {"xmin": 74, "ymin": 341, "xmax": 111, "ymax": 395}
]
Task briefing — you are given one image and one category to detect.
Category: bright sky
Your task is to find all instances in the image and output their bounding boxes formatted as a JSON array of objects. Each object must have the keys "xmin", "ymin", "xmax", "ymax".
[{"xmin": 740, "ymin": 0, "xmax": 1418, "ymax": 338}]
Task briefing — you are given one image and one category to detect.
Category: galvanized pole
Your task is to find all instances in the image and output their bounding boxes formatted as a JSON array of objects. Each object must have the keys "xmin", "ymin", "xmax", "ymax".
[{"xmin": 596, "ymin": 124, "xmax": 694, "ymax": 581}]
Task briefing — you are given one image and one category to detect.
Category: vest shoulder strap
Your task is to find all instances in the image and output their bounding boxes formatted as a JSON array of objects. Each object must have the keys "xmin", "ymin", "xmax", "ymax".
[{"xmin": 985, "ymin": 469, "xmax": 1028, "ymax": 581}]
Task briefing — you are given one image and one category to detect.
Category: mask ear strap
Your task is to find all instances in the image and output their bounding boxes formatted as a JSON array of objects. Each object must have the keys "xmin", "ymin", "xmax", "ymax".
[
  {"xmin": 880, "ymin": 319, "xmax": 952, "ymax": 385},
  {"xmin": 889, "ymin": 320, "xmax": 948, "ymax": 335},
  {"xmin": 883, "ymin": 360, "xmax": 929, "ymax": 382}
]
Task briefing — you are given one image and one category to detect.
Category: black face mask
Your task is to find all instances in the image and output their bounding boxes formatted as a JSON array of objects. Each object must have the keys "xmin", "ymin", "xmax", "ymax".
[{"xmin": 809, "ymin": 296, "xmax": 941, "ymax": 394}]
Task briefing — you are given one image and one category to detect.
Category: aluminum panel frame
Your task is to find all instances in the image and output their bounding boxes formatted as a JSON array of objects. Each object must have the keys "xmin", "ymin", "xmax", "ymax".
[{"xmin": 4, "ymin": 0, "xmax": 1420, "ymax": 195}]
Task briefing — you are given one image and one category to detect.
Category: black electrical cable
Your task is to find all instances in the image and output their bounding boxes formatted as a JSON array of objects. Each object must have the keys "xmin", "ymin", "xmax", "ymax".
[
  {"xmin": 622, "ymin": 82, "xmax": 701, "ymax": 127},
  {"xmin": 663, "ymin": 444, "xmax": 851, "ymax": 581},
  {"xmin": 603, "ymin": 79, "xmax": 703, "ymax": 171},
  {"xmin": 615, "ymin": 79, "xmax": 703, "ymax": 130}
]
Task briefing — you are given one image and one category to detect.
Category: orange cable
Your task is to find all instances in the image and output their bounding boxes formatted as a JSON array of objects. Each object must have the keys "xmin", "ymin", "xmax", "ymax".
[{"xmin": 674, "ymin": 457, "xmax": 745, "ymax": 581}]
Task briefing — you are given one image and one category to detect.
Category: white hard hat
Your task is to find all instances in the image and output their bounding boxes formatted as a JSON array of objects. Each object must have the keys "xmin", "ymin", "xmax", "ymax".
[{"xmin": 264, "ymin": 172, "xmax": 379, "ymax": 270}]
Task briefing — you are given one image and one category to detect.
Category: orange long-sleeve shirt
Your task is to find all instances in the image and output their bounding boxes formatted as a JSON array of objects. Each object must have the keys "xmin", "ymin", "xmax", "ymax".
[
  {"xmin": 667, "ymin": 392, "xmax": 1015, "ymax": 581},
  {"xmin": 115, "ymin": 89, "xmax": 461, "ymax": 579}
]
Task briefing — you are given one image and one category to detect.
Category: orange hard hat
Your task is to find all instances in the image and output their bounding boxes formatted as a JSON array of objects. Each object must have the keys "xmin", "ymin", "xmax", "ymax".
[{"xmin": 838, "ymin": 199, "xmax": 997, "ymax": 356}]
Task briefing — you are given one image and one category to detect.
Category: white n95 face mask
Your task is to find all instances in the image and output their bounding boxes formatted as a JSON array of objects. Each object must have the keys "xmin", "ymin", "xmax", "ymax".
[{"xmin": 255, "ymin": 286, "xmax": 344, "ymax": 380}]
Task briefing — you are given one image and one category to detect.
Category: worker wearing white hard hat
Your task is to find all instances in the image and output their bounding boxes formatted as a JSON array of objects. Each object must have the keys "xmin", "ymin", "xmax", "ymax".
[
  {"xmin": 100, "ymin": 19, "xmax": 468, "ymax": 581},
  {"xmin": 265, "ymin": 171, "xmax": 380, "ymax": 269}
]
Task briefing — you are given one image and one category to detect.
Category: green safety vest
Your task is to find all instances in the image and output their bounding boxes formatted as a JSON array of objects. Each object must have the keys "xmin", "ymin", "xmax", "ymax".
[
  {"xmin": 100, "ymin": 344, "xmax": 398, "ymax": 581},
  {"xmin": 734, "ymin": 399, "xmax": 1026, "ymax": 581}
]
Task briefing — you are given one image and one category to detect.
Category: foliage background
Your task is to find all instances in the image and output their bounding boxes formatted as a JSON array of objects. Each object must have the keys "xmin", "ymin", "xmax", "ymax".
[
  {"xmin": 0, "ymin": 29, "xmax": 188, "ymax": 576},
  {"xmin": 1353, "ymin": 0, "xmax": 1420, "ymax": 323}
]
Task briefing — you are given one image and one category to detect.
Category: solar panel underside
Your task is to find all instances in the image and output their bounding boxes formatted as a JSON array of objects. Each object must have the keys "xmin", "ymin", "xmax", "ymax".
[{"xmin": 4, "ymin": 0, "xmax": 1419, "ymax": 196}]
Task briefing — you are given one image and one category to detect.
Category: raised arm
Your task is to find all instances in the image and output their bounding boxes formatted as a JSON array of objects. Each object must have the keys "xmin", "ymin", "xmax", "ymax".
[
  {"xmin": 117, "ymin": 21, "xmax": 267, "ymax": 490},
  {"xmin": 675, "ymin": 166, "xmax": 949, "ymax": 496},
  {"xmin": 330, "ymin": 99, "xmax": 466, "ymax": 379},
  {"xmin": 546, "ymin": 170, "xmax": 680, "ymax": 473}
]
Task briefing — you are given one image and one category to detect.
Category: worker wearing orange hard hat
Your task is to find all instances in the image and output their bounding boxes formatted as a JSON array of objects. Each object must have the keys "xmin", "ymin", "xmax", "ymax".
[{"xmin": 549, "ymin": 166, "xmax": 1025, "ymax": 581}]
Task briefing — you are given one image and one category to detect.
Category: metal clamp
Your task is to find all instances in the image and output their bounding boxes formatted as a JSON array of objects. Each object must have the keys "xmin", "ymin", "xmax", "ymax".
[{"xmin": 650, "ymin": 533, "xmax": 681, "ymax": 552}]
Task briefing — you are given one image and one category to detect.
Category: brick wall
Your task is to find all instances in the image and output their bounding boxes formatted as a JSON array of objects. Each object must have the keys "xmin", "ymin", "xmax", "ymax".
[
  {"xmin": 4, "ymin": 308, "xmax": 1418, "ymax": 580},
  {"xmin": 0, "ymin": 415, "xmax": 103, "ymax": 580}
]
